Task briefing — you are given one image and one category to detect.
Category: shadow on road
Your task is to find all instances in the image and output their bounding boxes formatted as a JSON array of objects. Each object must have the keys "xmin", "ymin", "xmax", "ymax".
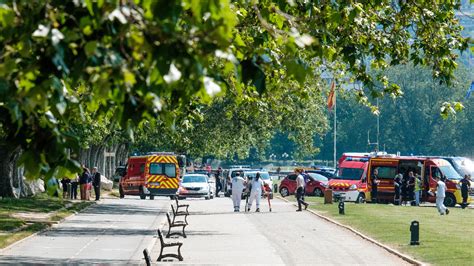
[
  {"xmin": 0, "ymin": 255, "xmax": 138, "ymax": 265},
  {"xmin": 42, "ymin": 226, "xmax": 156, "ymax": 237},
  {"xmin": 84, "ymin": 203, "xmax": 160, "ymax": 216}
]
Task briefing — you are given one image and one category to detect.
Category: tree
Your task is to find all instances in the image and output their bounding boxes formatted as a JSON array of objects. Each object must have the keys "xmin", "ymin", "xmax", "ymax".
[
  {"xmin": 0, "ymin": 0, "xmax": 469, "ymax": 197},
  {"xmin": 318, "ymin": 63, "xmax": 474, "ymax": 159}
]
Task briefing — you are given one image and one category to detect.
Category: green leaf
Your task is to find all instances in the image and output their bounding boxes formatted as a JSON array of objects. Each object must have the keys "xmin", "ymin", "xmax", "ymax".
[
  {"xmin": 85, "ymin": 0, "xmax": 94, "ymax": 15},
  {"xmin": 285, "ymin": 59, "xmax": 309, "ymax": 85},
  {"xmin": 84, "ymin": 41, "xmax": 97, "ymax": 57}
]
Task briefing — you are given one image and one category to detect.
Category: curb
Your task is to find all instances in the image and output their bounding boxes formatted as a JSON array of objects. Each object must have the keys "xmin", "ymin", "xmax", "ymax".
[
  {"xmin": 276, "ymin": 196, "xmax": 425, "ymax": 266},
  {"xmin": 135, "ymin": 200, "xmax": 173, "ymax": 265},
  {"xmin": 0, "ymin": 201, "xmax": 97, "ymax": 254}
]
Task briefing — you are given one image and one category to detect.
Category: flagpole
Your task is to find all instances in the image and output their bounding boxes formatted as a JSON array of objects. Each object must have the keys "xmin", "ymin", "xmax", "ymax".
[{"xmin": 333, "ymin": 88, "xmax": 337, "ymax": 169}]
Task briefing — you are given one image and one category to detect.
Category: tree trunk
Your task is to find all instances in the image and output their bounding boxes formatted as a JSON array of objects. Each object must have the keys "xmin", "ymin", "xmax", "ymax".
[
  {"xmin": 78, "ymin": 143, "xmax": 129, "ymax": 179},
  {"xmin": 0, "ymin": 145, "xmax": 22, "ymax": 198}
]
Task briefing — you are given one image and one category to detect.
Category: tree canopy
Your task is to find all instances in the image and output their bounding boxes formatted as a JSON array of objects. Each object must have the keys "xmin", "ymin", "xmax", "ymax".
[{"xmin": 0, "ymin": 0, "xmax": 470, "ymax": 183}]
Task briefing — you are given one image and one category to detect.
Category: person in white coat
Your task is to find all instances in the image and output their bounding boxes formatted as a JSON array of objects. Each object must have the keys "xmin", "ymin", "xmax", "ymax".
[
  {"xmin": 247, "ymin": 172, "xmax": 264, "ymax": 212},
  {"xmin": 434, "ymin": 175, "xmax": 449, "ymax": 215},
  {"xmin": 232, "ymin": 172, "xmax": 246, "ymax": 212}
]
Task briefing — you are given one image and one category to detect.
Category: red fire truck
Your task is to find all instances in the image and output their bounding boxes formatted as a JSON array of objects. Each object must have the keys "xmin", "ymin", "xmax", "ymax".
[
  {"xmin": 119, "ymin": 152, "xmax": 186, "ymax": 199},
  {"xmin": 330, "ymin": 153, "xmax": 466, "ymax": 206}
]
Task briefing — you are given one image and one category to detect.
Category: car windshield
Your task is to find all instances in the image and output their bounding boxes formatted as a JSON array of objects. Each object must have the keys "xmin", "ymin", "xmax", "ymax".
[
  {"xmin": 245, "ymin": 172, "xmax": 270, "ymax": 180},
  {"xmin": 182, "ymin": 175, "xmax": 207, "ymax": 183},
  {"xmin": 335, "ymin": 168, "xmax": 363, "ymax": 180},
  {"xmin": 308, "ymin": 173, "xmax": 328, "ymax": 182},
  {"xmin": 439, "ymin": 165, "xmax": 462, "ymax": 180}
]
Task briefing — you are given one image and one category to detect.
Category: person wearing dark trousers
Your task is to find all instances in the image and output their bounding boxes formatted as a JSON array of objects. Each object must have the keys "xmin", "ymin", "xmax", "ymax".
[
  {"xmin": 394, "ymin": 173, "xmax": 402, "ymax": 205},
  {"xmin": 92, "ymin": 167, "xmax": 101, "ymax": 201},
  {"xmin": 295, "ymin": 168, "xmax": 308, "ymax": 211},
  {"xmin": 71, "ymin": 175, "xmax": 79, "ymax": 200},
  {"xmin": 60, "ymin": 177, "xmax": 71, "ymax": 199},
  {"xmin": 460, "ymin": 174, "xmax": 471, "ymax": 209},
  {"xmin": 371, "ymin": 168, "xmax": 380, "ymax": 203},
  {"xmin": 215, "ymin": 173, "xmax": 222, "ymax": 197}
]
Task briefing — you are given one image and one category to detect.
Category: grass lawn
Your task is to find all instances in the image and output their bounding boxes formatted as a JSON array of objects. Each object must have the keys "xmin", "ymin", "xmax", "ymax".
[
  {"xmin": 300, "ymin": 197, "xmax": 473, "ymax": 266},
  {"xmin": 0, "ymin": 193, "xmax": 93, "ymax": 249}
]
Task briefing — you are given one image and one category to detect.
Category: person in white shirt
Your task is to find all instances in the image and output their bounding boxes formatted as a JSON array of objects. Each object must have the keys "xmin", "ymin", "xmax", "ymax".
[
  {"xmin": 247, "ymin": 172, "xmax": 264, "ymax": 212},
  {"xmin": 231, "ymin": 172, "xmax": 246, "ymax": 212},
  {"xmin": 295, "ymin": 168, "xmax": 309, "ymax": 211},
  {"xmin": 434, "ymin": 175, "xmax": 449, "ymax": 215}
]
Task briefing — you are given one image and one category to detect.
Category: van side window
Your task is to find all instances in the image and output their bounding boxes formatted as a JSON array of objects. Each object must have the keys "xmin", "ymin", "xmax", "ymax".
[{"xmin": 375, "ymin": 166, "xmax": 397, "ymax": 179}]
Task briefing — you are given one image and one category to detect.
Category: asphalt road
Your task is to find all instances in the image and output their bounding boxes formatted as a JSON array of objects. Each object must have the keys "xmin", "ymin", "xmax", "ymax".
[
  {"xmin": 0, "ymin": 195, "xmax": 411, "ymax": 265},
  {"xmin": 153, "ymin": 196, "xmax": 410, "ymax": 265},
  {"xmin": 0, "ymin": 197, "xmax": 170, "ymax": 264}
]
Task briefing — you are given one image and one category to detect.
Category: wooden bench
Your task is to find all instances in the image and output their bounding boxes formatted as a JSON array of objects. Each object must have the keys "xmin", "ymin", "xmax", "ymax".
[
  {"xmin": 175, "ymin": 197, "xmax": 189, "ymax": 214},
  {"xmin": 157, "ymin": 229, "xmax": 183, "ymax": 261},
  {"xmin": 166, "ymin": 212, "xmax": 187, "ymax": 238},
  {"xmin": 171, "ymin": 204, "xmax": 188, "ymax": 225},
  {"xmin": 143, "ymin": 248, "xmax": 152, "ymax": 266}
]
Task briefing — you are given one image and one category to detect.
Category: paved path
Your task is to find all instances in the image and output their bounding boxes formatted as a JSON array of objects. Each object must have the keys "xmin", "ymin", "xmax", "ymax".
[
  {"xmin": 152, "ymin": 197, "xmax": 410, "ymax": 265},
  {"xmin": 0, "ymin": 197, "xmax": 170, "ymax": 264}
]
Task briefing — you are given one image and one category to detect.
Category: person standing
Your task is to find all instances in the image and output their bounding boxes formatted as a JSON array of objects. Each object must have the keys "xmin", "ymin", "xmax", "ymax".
[
  {"xmin": 414, "ymin": 173, "xmax": 422, "ymax": 206},
  {"xmin": 247, "ymin": 172, "xmax": 264, "ymax": 212},
  {"xmin": 434, "ymin": 176, "xmax": 449, "ymax": 215},
  {"xmin": 60, "ymin": 177, "xmax": 71, "ymax": 199},
  {"xmin": 71, "ymin": 174, "xmax": 79, "ymax": 200},
  {"xmin": 231, "ymin": 172, "xmax": 246, "ymax": 212},
  {"xmin": 460, "ymin": 174, "xmax": 471, "ymax": 209},
  {"xmin": 215, "ymin": 167, "xmax": 222, "ymax": 197},
  {"xmin": 407, "ymin": 171, "xmax": 415, "ymax": 205},
  {"xmin": 295, "ymin": 168, "xmax": 308, "ymax": 211},
  {"xmin": 79, "ymin": 167, "xmax": 90, "ymax": 200},
  {"xmin": 371, "ymin": 168, "xmax": 380, "ymax": 203},
  {"xmin": 92, "ymin": 167, "xmax": 101, "ymax": 201},
  {"xmin": 394, "ymin": 173, "xmax": 402, "ymax": 205}
]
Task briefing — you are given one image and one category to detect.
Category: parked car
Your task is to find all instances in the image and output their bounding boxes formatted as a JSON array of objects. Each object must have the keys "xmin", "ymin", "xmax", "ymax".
[
  {"xmin": 224, "ymin": 167, "xmax": 251, "ymax": 197},
  {"xmin": 242, "ymin": 170, "xmax": 273, "ymax": 199},
  {"xmin": 442, "ymin": 157, "xmax": 474, "ymax": 177},
  {"xmin": 112, "ymin": 165, "xmax": 127, "ymax": 182},
  {"xmin": 307, "ymin": 168, "xmax": 336, "ymax": 180},
  {"xmin": 177, "ymin": 174, "xmax": 214, "ymax": 200},
  {"xmin": 191, "ymin": 169, "xmax": 212, "ymax": 176},
  {"xmin": 279, "ymin": 173, "xmax": 328, "ymax": 197}
]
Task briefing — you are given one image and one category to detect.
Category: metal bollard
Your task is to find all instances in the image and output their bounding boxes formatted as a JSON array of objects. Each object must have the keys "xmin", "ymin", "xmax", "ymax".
[
  {"xmin": 338, "ymin": 201, "xmax": 345, "ymax": 215},
  {"xmin": 410, "ymin": 220, "xmax": 420, "ymax": 245},
  {"xmin": 273, "ymin": 184, "xmax": 278, "ymax": 193}
]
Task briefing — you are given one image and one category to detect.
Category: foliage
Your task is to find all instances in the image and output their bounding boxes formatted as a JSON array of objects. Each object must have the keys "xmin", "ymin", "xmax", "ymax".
[
  {"xmin": 0, "ymin": 0, "xmax": 470, "ymax": 182},
  {"xmin": 318, "ymin": 64, "xmax": 474, "ymax": 159}
]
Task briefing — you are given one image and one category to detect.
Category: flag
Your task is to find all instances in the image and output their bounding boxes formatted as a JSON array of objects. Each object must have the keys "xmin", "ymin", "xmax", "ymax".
[
  {"xmin": 327, "ymin": 80, "xmax": 336, "ymax": 111},
  {"xmin": 466, "ymin": 81, "xmax": 474, "ymax": 99}
]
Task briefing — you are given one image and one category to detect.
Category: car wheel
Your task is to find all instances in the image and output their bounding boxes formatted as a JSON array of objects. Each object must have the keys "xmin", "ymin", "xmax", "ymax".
[
  {"xmin": 149, "ymin": 195, "xmax": 154, "ymax": 200},
  {"xmin": 280, "ymin": 187, "xmax": 289, "ymax": 197},
  {"xmin": 444, "ymin": 193, "xmax": 456, "ymax": 207},
  {"xmin": 119, "ymin": 185, "xmax": 124, "ymax": 199},
  {"xmin": 313, "ymin": 188, "xmax": 323, "ymax": 197},
  {"xmin": 356, "ymin": 193, "xmax": 365, "ymax": 204}
]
